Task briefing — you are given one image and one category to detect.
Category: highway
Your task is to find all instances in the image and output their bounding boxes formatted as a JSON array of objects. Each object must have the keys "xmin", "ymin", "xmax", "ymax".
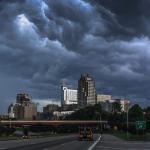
[
  {"xmin": 0, "ymin": 134, "xmax": 100, "ymax": 150},
  {"xmin": 94, "ymin": 134, "xmax": 150, "ymax": 150},
  {"xmin": 1, "ymin": 134, "xmax": 150, "ymax": 150}
]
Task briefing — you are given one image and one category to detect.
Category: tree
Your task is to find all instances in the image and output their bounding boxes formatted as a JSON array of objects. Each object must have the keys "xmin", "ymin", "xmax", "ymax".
[
  {"xmin": 65, "ymin": 104, "xmax": 102, "ymax": 120},
  {"xmin": 129, "ymin": 104, "xmax": 144, "ymax": 122},
  {"xmin": 94, "ymin": 104, "xmax": 102, "ymax": 114},
  {"xmin": 143, "ymin": 107, "xmax": 150, "ymax": 130},
  {"xmin": 112, "ymin": 101, "xmax": 122, "ymax": 113}
]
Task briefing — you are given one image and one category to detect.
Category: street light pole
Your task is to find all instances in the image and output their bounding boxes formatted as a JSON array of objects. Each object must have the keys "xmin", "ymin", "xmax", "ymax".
[
  {"xmin": 96, "ymin": 112, "xmax": 102, "ymax": 134},
  {"xmin": 9, "ymin": 118, "xmax": 11, "ymax": 128},
  {"xmin": 100, "ymin": 114, "xmax": 102, "ymax": 134},
  {"xmin": 127, "ymin": 106, "xmax": 129, "ymax": 139},
  {"xmin": 127, "ymin": 104, "xmax": 129, "ymax": 139}
]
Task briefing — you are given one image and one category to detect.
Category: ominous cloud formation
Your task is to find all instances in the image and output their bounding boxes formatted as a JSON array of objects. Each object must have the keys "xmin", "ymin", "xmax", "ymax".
[{"xmin": 0, "ymin": 0, "xmax": 150, "ymax": 112}]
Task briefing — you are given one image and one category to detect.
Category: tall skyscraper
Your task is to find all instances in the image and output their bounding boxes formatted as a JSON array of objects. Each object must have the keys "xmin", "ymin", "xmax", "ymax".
[{"xmin": 78, "ymin": 74, "xmax": 96, "ymax": 108}]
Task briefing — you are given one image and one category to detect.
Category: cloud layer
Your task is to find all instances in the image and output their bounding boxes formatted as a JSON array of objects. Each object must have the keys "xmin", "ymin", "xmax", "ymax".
[{"xmin": 0, "ymin": 0, "xmax": 150, "ymax": 112}]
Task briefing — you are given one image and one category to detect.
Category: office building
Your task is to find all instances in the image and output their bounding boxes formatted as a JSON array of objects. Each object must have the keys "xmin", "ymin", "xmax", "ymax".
[
  {"xmin": 8, "ymin": 103, "xmax": 15, "ymax": 118},
  {"xmin": 120, "ymin": 100, "xmax": 131, "ymax": 112},
  {"xmin": 62, "ymin": 104, "xmax": 77, "ymax": 111},
  {"xmin": 43, "ymin": 104, "xmax": 59, "ymax": 113},
  {"xmin": 78, "ymin": 74, "xmax": 96, "ymax": 108},
  {"xmin": 16, "ymin": 93, "xmax": 30, "ymax": 103},
  {"xmin": 103, "ymin": 98, "xmax": 131, "ymax": 113},
  {"xmin": 61, "ymin": 86, "xmax": 77, "ymax": 106},
  {"xmin": 53, "ymin": 111, "xmax": 74, "ymax": 119},
  {"xmin": 97, "ymin": 94, "xmax": 112, "ymax": 103},
  {"xmin": 14, "ymin": 102, "xmax": 37, "ymax": 120},
  {"xmin": 100, "ymin": 100, "xmax": 113, "ymax": 112},
  {"xmin": 11, "ymin": 93, "xmax": 37, "ymax": 120},
  {"xmin": 0, "ymin": 115, "xmax": 9, "ymax": 120}
]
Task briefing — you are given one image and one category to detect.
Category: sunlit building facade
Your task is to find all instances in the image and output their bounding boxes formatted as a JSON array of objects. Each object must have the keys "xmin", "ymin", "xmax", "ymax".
[
  {"xmin": 61, "ymin": 86, "xmax": 77, "ymax": 106},
  {"xmin": 97, "ymin": 94, "xmax": 112, "ymax": 103}
]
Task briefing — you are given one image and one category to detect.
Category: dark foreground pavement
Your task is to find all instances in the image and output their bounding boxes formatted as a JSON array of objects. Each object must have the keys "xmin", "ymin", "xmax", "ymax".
[
  {"xmin": 0, "ymin": 134, "xmax": 100, "ymax": 150},
  {"xmin": 1, "ymin": 134, "xmax": 150, "ymax": 150},
  {"xmin": 94, "ymin": 134, "xmax": 150, "ymax": 150}
]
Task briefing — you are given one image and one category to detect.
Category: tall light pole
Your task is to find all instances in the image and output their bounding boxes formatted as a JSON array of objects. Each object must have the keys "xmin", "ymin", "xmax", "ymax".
[
  {"xmin": 127, "ymin": 109, "xmax": 129, "ymax": 139},
  {"xmin": 96, "ymin": 112, "xmax": 102, "ymax": 134},
  {"xmin": 9, "ymin": 118, "xmax": 12, "ymax": 128},
  {"xmin": 100, "ymin": 114, "xmax": 102, "ymax": 133},
  {"xmin": 126, "ymin": 103, "xmax": 129, "ymax": 139}
]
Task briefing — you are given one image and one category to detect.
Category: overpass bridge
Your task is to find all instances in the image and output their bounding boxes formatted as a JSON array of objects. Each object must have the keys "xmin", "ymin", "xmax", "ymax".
[{"xmin": 0, "ymin": 120, "xmax": 108, "ymax": 126}]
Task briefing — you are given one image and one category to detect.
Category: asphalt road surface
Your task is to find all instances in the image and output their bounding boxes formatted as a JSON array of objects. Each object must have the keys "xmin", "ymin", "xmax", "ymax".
[
  {"xmin": 1, "ymin": 134, "xmax": 150, "ymax": 150},
  {"xmin": 0, "ymin": 134, "xmax": 100, "ymax": 150},
  {"xmin": 94, "ymin": 134, "xmax": 150, "ymax": 150}
]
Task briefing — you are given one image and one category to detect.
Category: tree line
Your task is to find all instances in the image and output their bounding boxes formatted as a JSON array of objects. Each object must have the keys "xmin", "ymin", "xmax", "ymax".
[{"xmin": 65, "ymin": 102, "xmax": 150, "ymax": 134}]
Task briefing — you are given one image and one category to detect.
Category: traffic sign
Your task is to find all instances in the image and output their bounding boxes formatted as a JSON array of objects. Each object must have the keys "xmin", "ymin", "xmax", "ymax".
[{"xmin": 135, "ymin": 121, "xmax": 146, "ymax": 130}]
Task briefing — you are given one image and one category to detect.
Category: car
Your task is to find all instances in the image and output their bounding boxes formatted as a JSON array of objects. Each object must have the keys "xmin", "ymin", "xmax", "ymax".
[
  {"xmin": 22, "ymin": 135, "xmax": 31, "ymax": 139},
  {"xmin": 22, "ymin": 126, "xmax": 31, "ymax": 139},
  {"xmin": 78, "ymin": 127, "xmax": 93, "ymax": 141}
]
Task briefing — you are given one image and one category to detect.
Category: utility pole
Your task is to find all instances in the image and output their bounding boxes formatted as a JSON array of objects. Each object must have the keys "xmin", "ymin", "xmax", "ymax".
[
  {"xmin": 127, "ymin": 106, "xmax": 129, "ymax": 139},
  {"xmin": 100, "ymin": 114, "xmax": 102, "ymax": 134},
  {"xmin": 96, "ymin": 112, "xmax": 102, "ymax": 134},
  {"xmin": 9, "ymin": 118, "xmax": 11, "ymax": 128}
]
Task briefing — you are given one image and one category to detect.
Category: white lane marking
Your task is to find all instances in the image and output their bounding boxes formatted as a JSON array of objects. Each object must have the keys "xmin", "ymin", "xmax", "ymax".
[
  {"xmin": 97, "ymin": 146, "xmax": 124, "ymax": 150},
  {"xmin": 87, "ymin": 135, "xmax": 101, "ymax": 150},
  {"xmin": 101, "ymin": 141, "xmax": 127, "ymax": 144},
  {"xmin": 97, "ymin": 146, "xmax": 150, "ymax": 150}
]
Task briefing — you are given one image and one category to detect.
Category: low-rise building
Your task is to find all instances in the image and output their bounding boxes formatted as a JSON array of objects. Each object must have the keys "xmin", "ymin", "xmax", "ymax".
[
  {"xmin": 62, "ymin": 104, "xmax": 77, "ymax": 111},
  {"xmin": 53, "ymin": 111, "xmax": 74, "ymax": 119},
  {"xmin": 8, "ymin": 103, "xmax": 15, "ymax": 118},
  {"xmin": 97, "ymin": 94, "xmax": 112, "ymax": 103},
  {"xmin": 43, "ymin": 104, "xmax": 59, "ymax": 113},
  {"xmin": 42, "ymin": 104, "xmax": 60, "ymax": 120},
  {"xmin": 120, "ymin": 100, "xmax": 131, "ymax": 112},
  {"xmin": 97, "ymin": 96, "xmax": 130, "ymax": 113},
  {"xmin": 100, "ymin": 101, "xmax": 113, "ymax": 112},
  {"xmin": 13, "ymin": 102, "xmax": 37, "ymax": 120},
  {"xmin": 0, "ymin": 115, "xmax": 9, "ymax": 120}
]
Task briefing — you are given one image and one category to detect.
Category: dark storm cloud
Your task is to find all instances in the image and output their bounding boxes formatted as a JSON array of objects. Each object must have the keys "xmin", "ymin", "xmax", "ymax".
[
  {"xmin": 92, "ymin": 0, "xmax": 150, "ymax": 38},
  {"xmin": 0, "ymin": 0, "xmax": 150, "ymax": 113}
]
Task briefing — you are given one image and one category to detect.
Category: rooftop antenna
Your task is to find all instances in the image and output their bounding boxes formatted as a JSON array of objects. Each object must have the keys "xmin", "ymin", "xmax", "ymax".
[{"xmin": 60, "ymin": 79, "xmax": 66, "ymax": 87}]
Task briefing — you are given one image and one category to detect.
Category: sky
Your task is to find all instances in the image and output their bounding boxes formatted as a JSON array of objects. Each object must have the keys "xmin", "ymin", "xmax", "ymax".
[{"xmin": 0, "ymin": 0, "xmax": 150, "ymax": 113}]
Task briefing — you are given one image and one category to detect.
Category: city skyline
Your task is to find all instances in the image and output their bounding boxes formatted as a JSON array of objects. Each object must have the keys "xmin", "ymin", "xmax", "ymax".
[
  {"xmin": 1, "ymin": 0, "xmax": 150, "ymax": 113},
  {"xmin": 6, "ymin": 80, "xmax": 131, "ymax": 120},
  {"xmin": 0, "ymin": 73, "xmax": 147, "ymax": 114}
]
